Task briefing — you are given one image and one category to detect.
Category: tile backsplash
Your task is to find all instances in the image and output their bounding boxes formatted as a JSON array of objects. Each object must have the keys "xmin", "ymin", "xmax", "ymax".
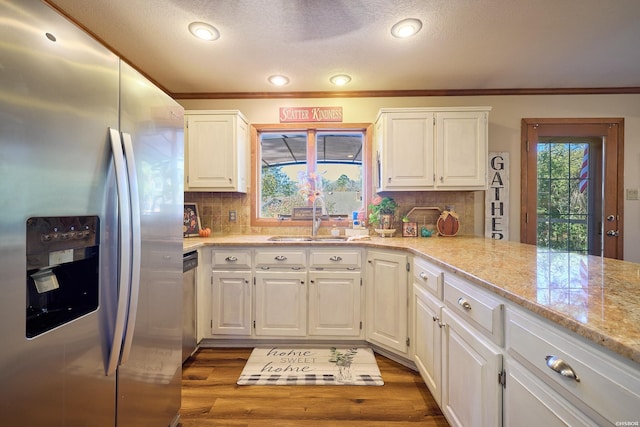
[{"xmin": 184, "ymin": 191, "xmax": 476, "ymax": 236}]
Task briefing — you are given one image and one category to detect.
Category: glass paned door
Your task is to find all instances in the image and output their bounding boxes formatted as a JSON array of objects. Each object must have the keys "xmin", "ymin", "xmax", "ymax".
[{"xmin": 536, "ymin": 142, "xmax": 592, "ymax": 254}]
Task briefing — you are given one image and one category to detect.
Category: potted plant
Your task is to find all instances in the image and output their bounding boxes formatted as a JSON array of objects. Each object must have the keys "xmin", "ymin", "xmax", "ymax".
[{"xmin": 368, "ymin": 195, "xmax": 398, "ymax": 229}]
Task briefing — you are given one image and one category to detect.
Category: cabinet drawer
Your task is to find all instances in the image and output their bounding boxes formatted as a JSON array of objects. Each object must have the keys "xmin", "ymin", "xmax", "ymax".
[
  {"xmin": 507, "ymin": 308, "xmax": 640, "ymax": 425},
  {"xmin": 444, "ymin": 274, "xmax": 503, "ymax": 346},
  {"xmin": 255, "ymin": 249, "xmax": 306, "ymax": 269},
  {"xmin": 413, "ymin": 257, "xmax": 443, "ymax": 298},
  {"xmin": 309, "ymin": 249, "xmax": 361, "ymax": 270},
  {"xmin": 212, "ymin": 249, "xmax": 252, "ymax": 269}
]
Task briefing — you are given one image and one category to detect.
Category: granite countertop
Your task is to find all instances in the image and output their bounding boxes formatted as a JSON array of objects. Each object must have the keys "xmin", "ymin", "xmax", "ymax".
[{"xmin": 184, "ymin": 234, "xmax": 640, "ymax": 366}]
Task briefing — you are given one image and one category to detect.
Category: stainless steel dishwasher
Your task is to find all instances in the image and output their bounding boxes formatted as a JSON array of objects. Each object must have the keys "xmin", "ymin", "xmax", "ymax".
[{"xmin": 182, "ymin": 251, "xmax": 198, "ymax": 363}]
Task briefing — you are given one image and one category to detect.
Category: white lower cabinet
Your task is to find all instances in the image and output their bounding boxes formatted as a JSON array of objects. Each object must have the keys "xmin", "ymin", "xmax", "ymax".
[
  {"xmin": 254, "ymin": 271, "xmax": 307, "ymax": 337},
  {"xmin": 365, "ymin": 250, "xmax": 409, "ymax": 354},
  {"xmin": 308, "ymin": 270, "xmax": 361, "ymax": 336},
  {"xmin": 504, "ymin": 358, "xmax": 598, "ymax": 427},
  {"xmin": 200, "ymin": 246, "xmax": 640, "ymax": 427},
  {"xmin": 412, "ymin": 282, "xmax": 444, "ymax": 406},
  {"xmin": 209, "ymin": 248, "xmax": 252, "ymax": 338},
  {"xmin": 441, "ymin": 307, "xmax": 503, "ymax": 427},
  {"xmin": 210, "ymin": 271, "xmax": 252, "ymax": 336},
  {"xmin": 506, "ymin": 307, "xmax": 640, "ymax": 426}
]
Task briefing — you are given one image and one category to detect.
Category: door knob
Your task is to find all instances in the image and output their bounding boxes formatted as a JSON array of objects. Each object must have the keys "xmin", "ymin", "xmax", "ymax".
[
  {"xmin": 606, "ymin": 215, "xmax": 616, "ymax": 222},
  {"xmin": 606, "ymin": 230, "xmax": 619, "ymax": 237}
]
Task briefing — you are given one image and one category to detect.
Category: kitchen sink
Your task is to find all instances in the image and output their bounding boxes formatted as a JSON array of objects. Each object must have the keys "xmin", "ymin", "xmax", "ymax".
[
  {"xmin": 311, "ymin": 235, "xmax": 349, "ymax": 241},
  {"xmin": 267, "ymin": 235, "xmax": 349, "ymax": 242}
]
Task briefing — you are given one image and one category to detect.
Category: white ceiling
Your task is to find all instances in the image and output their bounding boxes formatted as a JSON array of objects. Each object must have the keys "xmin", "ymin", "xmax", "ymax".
[{"xmin": 47, "ymin": 0, "xmax": 640, "ymax": 97}]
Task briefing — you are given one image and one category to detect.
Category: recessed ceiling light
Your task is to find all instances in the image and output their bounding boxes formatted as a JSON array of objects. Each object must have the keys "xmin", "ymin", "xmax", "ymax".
[
  {"xmin": 188, "ymin": 22, "xmax": 220, "ymax": 41},
  {"xmin": 268, "ymin": 75, "xmax": 290, "ymax": 86},
  {"xmin": 391, "ymin": 18, "xmax": 422, "ymax": 38},
  {"xmin": 330, "ymin": 74, "xmax": 352, "ymax": 86}
]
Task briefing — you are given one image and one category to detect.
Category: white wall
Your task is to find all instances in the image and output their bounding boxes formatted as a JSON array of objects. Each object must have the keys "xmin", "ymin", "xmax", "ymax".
[{"xmin": 179, "ymin": 94, "xmax": 640, "ymax": 262}]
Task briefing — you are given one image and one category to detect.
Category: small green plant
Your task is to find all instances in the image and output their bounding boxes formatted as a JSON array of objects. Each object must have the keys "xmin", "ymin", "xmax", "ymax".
[
  {"xmin": 368, "ymin": 195, "xmax": 397, "ymax": 225},
  {"xmin": 329, "ymin": 347, "xmax": 358, "ymax": 367}
]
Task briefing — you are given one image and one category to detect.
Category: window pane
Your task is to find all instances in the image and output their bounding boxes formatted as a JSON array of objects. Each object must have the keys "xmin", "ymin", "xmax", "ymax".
[
  {"xmin": 537, "ymin": 144, "xmax": 550, "ymax": 179},
  {"xmin": 258, "ymin": 130, "xmax": 365, "ymax": 219},
  {"xmin": 259, "ymin": 133, "xmax": 308, "ymax": 219},
  {"xmin": 549, "ymin": 144, "xmax": 568, "ymax": 179},
  {"xmin": 550, "ymin": 178, "xmax": 569, "ymax": 216},
  {"xmin": 537, "ymin": 179, "xmax": 550, "ymax": 216},
  {"xmin": 317, "ymin": 133, "xmax": 363, "ymax": 216}
]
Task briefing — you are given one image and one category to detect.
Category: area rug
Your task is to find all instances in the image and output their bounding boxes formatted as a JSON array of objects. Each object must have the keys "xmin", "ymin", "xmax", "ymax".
[{"xmin": 237, "ymin": 347, "xmax": 384, "ymax": 386}]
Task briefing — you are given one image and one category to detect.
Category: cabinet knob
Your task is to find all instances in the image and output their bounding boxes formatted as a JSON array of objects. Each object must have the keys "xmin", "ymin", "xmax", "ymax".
[
  {"xmin": 329, "ymin": 255, "xmax": 343, "ymax": 262},
  {"xmin": 274, "ymin": 255, "xmax": 288, "ymax": 261},
  {"xmin": 419, "ymin": 272, "xmax": 428, "ymax": 280},
  {"xmin": 300, "ymin": 280, "xmax": 305, "ymax": 285},
  {"xmin": 545, "ymin": 355, "xmax": 580, "ymax": 382},
  {"xmin": 457, "ymin": 297, "xmax": 472, "ymax": 311},
  {"xmin": 388, "ymin": 177, "xmax": 391, "ymax": 183},
  {"xmin": 225, "ymin": 256, "xmax": 238, "ymax": 262},
  {"xmin": 439, "ymin": 176, "xmax": 444, "ymax": 182}
]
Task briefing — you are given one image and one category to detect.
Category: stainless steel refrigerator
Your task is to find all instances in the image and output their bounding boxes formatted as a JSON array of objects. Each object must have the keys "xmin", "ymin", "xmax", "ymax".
[{"xmin": 0, "ymin": 1, "xmax": 184, "ymax": 426}]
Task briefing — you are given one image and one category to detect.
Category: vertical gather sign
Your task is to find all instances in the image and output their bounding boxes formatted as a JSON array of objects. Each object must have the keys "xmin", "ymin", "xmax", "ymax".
[{"xmin": 485, "ymin": 152, "xmax": 509, "ymax": 240}]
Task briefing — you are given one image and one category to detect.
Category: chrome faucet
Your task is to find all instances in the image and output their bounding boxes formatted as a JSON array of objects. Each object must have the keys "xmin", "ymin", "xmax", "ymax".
[{"xmin": 312, "ymin": 195, "xmax": 327, "ymax": 236}]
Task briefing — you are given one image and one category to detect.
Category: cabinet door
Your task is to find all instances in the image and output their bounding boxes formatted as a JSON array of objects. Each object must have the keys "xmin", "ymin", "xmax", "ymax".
[
  {"xmin": 254, "ymin": 271, "xmax": 307, "ymax": 336},
  {"xmin": 211, "ymin": 271, "xmax": 252, "ymax": 336},
  {"xmin": 504, "ymin": 359, "xmax": 598, "ymax": 427},
  {"xmin": 365, "ymin": 250, "xmax": 408, "ymax": 353},
  {"xmin": 185, "ymin": 113, "xmax": 247, "ymax": 191},
  {"xmin": 308, "ymin": 270, "xmax": 361, "ymax": 337},
  {"xmin": 377, "ymin": 111, "xmax": 435, "ymax": 190},
  {"xmin": 436, "ymin": 111, "xmax": 487, "ymax": 188},
  {"xmin": 412, "ymin": 283, "xmax": 444, "ymax": 407},
  {"xmin": 441, "ymin": 308, "xmax": 502, "ymax": 427}
]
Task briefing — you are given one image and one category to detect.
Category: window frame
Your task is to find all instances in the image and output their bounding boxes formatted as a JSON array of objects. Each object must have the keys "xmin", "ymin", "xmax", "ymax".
[{"xmin": 250, "ymin": 122, "xmax": 373, "ymax": 228}]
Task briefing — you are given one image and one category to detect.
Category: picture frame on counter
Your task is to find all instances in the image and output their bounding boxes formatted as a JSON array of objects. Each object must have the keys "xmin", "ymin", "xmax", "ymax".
[
  {"xmin": 183, "ymin": 203, "xmax": 201, "ymax": 237},
  {"xmin": 402, "ymin": 222, "xmax": 418, "ymax": 237}
]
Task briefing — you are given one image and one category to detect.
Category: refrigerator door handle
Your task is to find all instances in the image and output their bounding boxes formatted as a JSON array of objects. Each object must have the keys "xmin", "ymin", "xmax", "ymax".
[
  {"xmin": 106, "ymin": 128, "xmax": 132, "ymax": 376},
  {"xmin": 119, "ymin": 132, "xmax": 141, "ymax": 364}
]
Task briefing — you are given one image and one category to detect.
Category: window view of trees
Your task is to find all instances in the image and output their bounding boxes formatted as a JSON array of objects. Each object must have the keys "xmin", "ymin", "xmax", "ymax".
[
  {"xmin": 536, "ymin": 142, "xmax": 590, "ymax": 254},
  {"xmin": 259, "ymin": 131, "xmax": 363, "ymax": 219}
]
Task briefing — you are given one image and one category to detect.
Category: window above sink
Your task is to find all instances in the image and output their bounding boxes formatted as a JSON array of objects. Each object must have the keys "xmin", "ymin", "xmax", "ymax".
[{"xmin": 251, "ymin": 122, "xmax": 373, "ymax": 229}]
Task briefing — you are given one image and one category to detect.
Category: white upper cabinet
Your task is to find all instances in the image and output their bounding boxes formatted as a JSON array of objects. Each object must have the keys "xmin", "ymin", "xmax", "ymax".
[
  {"xmin": 436, "ymin": 110, "xmax": 488, "ymax": 188},
  {"xmin": 375, "ymin": 107, "xmax": 490, "ymax": 191},
  {"xmin": 375, "ymin": 110, "xmax": 435, "ymax": 189},
  {"xmin": 184, "ymin": 110, "xmax": 248, "ymax": 192}
]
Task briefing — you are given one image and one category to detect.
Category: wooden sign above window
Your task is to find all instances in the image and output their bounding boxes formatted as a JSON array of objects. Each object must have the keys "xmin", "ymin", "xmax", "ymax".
[{"xmin": 279, "ymin": 106, "xmax": 343, "ymax": 123}]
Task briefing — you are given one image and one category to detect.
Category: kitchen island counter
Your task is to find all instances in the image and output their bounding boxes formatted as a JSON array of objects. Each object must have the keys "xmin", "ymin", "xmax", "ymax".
[{"xmin": 184, "ymin": 234, "xmax": 640, "ymax": 366}]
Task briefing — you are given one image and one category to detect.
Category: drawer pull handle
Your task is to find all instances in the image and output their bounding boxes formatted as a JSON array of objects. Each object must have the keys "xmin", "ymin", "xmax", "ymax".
[
  {"xmin": 274, "ymin": 255, "xmax": 287, "ymax": 261},
  {"xmin": 419, "ymin": 272, "xmax": 428, "ymax": 280},
  {"xmin": 457, "ymin": 297, "xmax": 472, "ymax": 311},
  {"xmin": 545, "ymin": 356, "xmax": 580, "ymax": 382},
  {"xmin": 225, "ymin": 256, "xmax": 238, "ymax": 262},
  {"xmin": 329, "ymin": 256, "xmax": 343, "ymax": 262}
]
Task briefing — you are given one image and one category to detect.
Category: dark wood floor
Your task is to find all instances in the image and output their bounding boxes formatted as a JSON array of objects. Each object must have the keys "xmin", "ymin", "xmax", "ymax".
[{"xmin": 179, "ymin": 347, "xmax": 449, "ymax": 427}]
